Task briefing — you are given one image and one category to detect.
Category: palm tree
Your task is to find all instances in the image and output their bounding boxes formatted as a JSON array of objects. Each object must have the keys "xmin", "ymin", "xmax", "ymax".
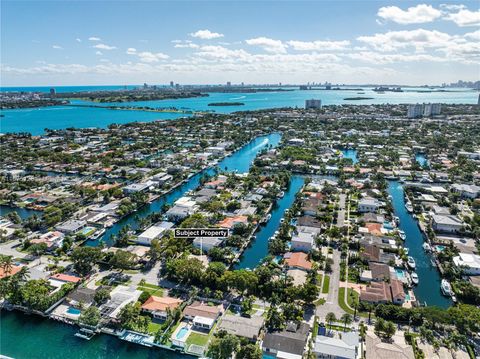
[
  {"xmin": 341, "ymin": 313, "xmax": 352, "ymax": 332},
  {"xmin": 0, "ymin": 255, "xmax": 13, "ymax": 276},
  {"xmin": 325, "ymin": 312, "xmax": 336, "ymax": 331}
]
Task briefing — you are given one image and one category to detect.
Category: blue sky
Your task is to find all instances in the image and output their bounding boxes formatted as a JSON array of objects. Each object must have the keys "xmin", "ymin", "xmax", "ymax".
[{"xmin": 1, "ymin": 1, "xmax": 479, "ymax": 86}]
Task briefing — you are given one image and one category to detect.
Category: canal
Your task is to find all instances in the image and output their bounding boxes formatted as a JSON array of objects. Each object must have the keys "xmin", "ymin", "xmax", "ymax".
[
  {"xmin": 388, "ymin": 181, "xmax": 451, "ymax": 308},
  {"xmin": 235, "ymin": 175, "xmax": 305, "ymax": 269},
  {"xmin": 0, "ymin": 204, "xmax": 42, "ymax": 220},
  {"xmin": 89, "ymin": 133, "xmax": 281, "ymax": 247}
]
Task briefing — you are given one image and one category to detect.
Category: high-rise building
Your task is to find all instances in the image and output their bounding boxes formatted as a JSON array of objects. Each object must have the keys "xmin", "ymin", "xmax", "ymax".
[
  {"xmin": 49, "ymin": 88, "xmax": 56, "ymax": 96},
  {"xmin": 305, "ymin": 99, "xmax": 322, "ymax": 109},
  {"xmin": 170, "ymin": 81, "xmax": 174, "ymax": 87},
  {"xmin": 423, "ymin": 103, "xmax": 441, "ymax": 117},
  {"xmin": 226, "ymin": 81, "xmax": 231, "ymax": 87},
  {"xmin": 407, "ymin": 104, "xmax": 423, "ymax": 118}
]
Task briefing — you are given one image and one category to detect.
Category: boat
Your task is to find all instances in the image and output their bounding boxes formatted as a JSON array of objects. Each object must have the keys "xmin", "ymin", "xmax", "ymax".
[
  {"xmin": 423, "ymin": 243, "xmax": 432, "ymax": 252},
  {"xmin": 90, "ymin": 228, "xmax": 105, "ymax": 240},
  {"xmin": 398, "ymin": 230, "xmax": 406, "ymax": 241},
  {"xmin": 405, "ymin": 202, "xmax": 413, "ymax": 213},
  {"xmin": 411, "ymin": 272, "xmax": 419, "ymax": 285},
  {"xmin": 407, "ymin": 256, "xmax": 416, "ymax": 270},
  {"xmin": 403, "ymin": 247, "xmax": 409, "ymax": 255},
  {"xmin": 278, "ymin": 191, "xmax": 285, "ymax": 198},
  {"xmin": 394, "ymin": 216, "xmax": 400, "ymax": 225},
  {"xmin": 441, "ymin": 279, "xmax": 452, "ymax": 297},
  {"xmin": 451, "ymin": 294, "xmax": 457, "ymax": 303}
]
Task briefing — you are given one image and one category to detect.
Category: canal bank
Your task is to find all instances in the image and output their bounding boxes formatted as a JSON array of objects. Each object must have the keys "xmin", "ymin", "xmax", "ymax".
[
  {"xmin": 388, "ymin": 181, "xmax": 451, "ymax": 308},
  {"xmin": 235, "ymin": 175, "xmax": 305, "ymax": 269},
  {"xmin": 90, "ymin": 133, "xmax": 281, "ymax": 247}
]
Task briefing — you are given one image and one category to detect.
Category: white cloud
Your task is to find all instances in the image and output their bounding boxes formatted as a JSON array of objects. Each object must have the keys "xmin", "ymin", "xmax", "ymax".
[
  {"xmin": 287, "ymin": 40, "xmax": 350, "ymax": 51},
  {"xmin": 190, "ymin": 29, "xmax": 224, "ymax": 39},
  {"xmin": 464, "ymin": 29, "xmax": 480, "ymax": 41},
  {"xmin": 245, "ymin": 37, "xmax": 287, "ymax": 54},
  {"xmin": 377, "ymin": 4, "xmax": 442, "ymax": 24},
  {"xmin": 95, "ymin": 51, "xmax": 103, "ymax": 56},
  {"xmin": 357, "ymin": 29, "xmax": 452, "ymax": 52},
  {"xmin": 88, "ymin": 36, "xmax": 101, "ymax": 41},
  {"xmin": 444, "ymin": 8, "xmax": 480, "ymax": 27},
  {"xmin": 52, "ymin": 45, "xmax": 63, "ymax": 49},
  {"xmin": 76, "ymin": 38, "xmax": 82, "ymax": 43},
  {"xmin": 174, "ymin": 43, "xmax": 199, "ymax": 49},
  {"xmin": 348, "ymin": 51, "xmax": 446, "ymax": 64},
  {"xmin": 137, "ymin": 51, "xmax": 169, "ymax": 63},
  {"xmin": 126, "ymin": 48, "xmax": 137, "ymax": 54},
  {"xmin": 93, "ymin": 43, "xmax": 117, "ymax": 50}
]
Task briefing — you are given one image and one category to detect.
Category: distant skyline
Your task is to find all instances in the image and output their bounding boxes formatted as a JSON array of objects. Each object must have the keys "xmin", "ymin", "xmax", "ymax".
[{"xmin": 1, "ymin": 1, "xmax": 479, "ymax": 86}]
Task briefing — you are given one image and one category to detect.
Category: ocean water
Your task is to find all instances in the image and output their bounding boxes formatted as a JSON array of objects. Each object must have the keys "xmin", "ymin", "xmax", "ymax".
[{"xmin": 1, "ymin": 87, "xmax": 477, "ymax": 135}]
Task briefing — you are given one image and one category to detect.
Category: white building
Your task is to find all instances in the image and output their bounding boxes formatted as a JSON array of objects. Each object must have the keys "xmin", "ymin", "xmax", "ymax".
[
  {"xmin": 407, "ymin": 104, "xmax": 423, "ymax": 119},
  {"xmin": 291, "ymin": 232, "xmax": 315, "ymax": 252},
  {"xmin": 451, "ymin": 184, "xmax": 480, "ymax": 199},
  {"xmin": 358, "ymin": 198, "xmax": 381, "ymax": 213},
  {"xmin": 423, "ymin": 103, "xmax": 441, "ymax": 116},
  {"xmin": 137, "ymin": 226, "xmax": 166, "ymax": 245},
  {"xmin": 314, "ymin": 332, "xmax": 359, "ymax": 359},
  {"xmin": 431, "ymin": 214, "xmax": 463, "ymax": 233},
  {"xmin": 305, "ymin": 99, "xmax": 322, "ymax": 109},
  {"xmin": 453, "ymin": 253, "xmax": 480, "ymax": 275}
]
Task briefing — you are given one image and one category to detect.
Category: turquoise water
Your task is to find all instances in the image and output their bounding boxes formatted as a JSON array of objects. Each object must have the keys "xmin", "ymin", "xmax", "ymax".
[
  {"xmin": 415, "ymin": 153, "xmax": 429, "ymax": 167},
  {"xmin": 395, "ymin": 268, "xmax": 406, "ymax": 279},
  {"xmin": 66, "ymin": 307, "xmax": 81, "ymax": 315},
  {"xmin": 235, "ymin": 175, "xmax": 305, "ymax": 269},
  {"xmin": 175, "ymin": 327, "xmax": 189, "ymax": 340},
  {"xmin": 388, "ymin": 181, "xmax": 450, "ymax": 308},
  {"xmin": 0, "ymin": 310, "xmax": 187, "ymax": 359},
  {"xmin": 89, "ymin": 133, "xmax": 281, "ymax": 247},
  {"xmin": 341, "ymin": 148, "xmax": 359, "ymax": 164},
  {"xmin": 1, "ymin": 87, "xmax": 477, "ymax": 135}
]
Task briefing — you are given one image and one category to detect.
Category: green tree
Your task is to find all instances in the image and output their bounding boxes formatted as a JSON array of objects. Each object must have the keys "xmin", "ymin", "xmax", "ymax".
[
  {"xmin": 79, "ymin": 306, "xmax": 101, "ymax": 326},
  {"xmin": 71, "ymin": 247, "xmax": 103, "ymax": 276},
  {"xmin": 207, "ymin": 331, "xmax": 240, "ymax": 359},
  {"xmin": 237, "ymin": 343, "xmax": 262, "ymax": 359},
  {"xmin": 340, "ymin": 313, "xmax": 352, "ymax": 332},
  {"xmin": 325, "ymin": 312, "xmax": 336, "ymax": 331}
]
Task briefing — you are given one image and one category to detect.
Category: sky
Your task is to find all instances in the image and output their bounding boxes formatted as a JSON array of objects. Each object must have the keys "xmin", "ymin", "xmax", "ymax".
[{"xmin": 1, "ymin": 0, "xmax": 479, "ymax": 86}]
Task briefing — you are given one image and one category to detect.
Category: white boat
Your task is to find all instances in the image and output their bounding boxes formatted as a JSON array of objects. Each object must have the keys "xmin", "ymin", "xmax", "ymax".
[
  {"xmin": 394, "ymin": 216, "xmax": 400, "ymax": 224},
  {"xmin": 398, "ymin": 230, "xmax": 406, "ymax": 240},
  {"xmin": 423, "ymin": 243, "xmax": 432, "ymax": 252},
  {"xmin": 405, "ymin": 203, "xmax": 413, "ymax": 213},
  {"xmin": 90, "ymin": 228, "xmax": 105, "ymax": 240},
  {"xmin": 278, "ymin": 191, "xmax": 285, "ymax": 198},
  {"xmin": 403, "ymin": 247, "xmax": 409, "ymax": 255},
  {"xmin": 441, "ymin": 279, "xmax": 452, "ymax": 297},
  {"xmin": 407, "ymin": 256, "xmax": 416, "ymax": 270},
  {"xmin": 411, "ymin": 272, "xmax": 419, "ymax": 285}
]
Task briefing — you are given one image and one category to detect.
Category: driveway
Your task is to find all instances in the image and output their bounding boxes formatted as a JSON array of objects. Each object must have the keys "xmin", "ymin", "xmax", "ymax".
[{"xmin": 316, "ymin": 249, "xmax": 345, "ymax": 320}]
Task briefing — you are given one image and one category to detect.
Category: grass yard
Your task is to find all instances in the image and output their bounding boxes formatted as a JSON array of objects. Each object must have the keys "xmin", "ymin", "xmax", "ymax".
[
  {"xmin": 186, "ymin": 332, "xmax": 209, "ymax": 347},
  {"xmin": 148, "ymin": 321, "xmax": 162, "ymax": 334},
  {"xmin": 137, "ymin": 283, "xmax": 164, "ymax": 296},
  {"xmin": 322, "ymin": 275, "xmax": 330, "ymax": 294}
]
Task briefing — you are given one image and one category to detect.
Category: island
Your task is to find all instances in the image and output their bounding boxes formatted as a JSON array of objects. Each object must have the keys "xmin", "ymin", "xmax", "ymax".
[
  {"xmin": 207, "ymin": 102, "xmax": 245, "ymax": 106},
  {"xmin": 343, "ymin": 97, "xmax": 374, "ymax": 101}
]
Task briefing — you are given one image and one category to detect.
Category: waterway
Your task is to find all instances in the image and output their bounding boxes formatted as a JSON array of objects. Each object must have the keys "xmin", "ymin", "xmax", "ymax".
[
  {"xmin": 235, "ymin": 175, "xmax": 305, "ymax": 269},
  {"xmin": 0, "ymin": 310, "xmax": 187, "ymax": 359},
  {"xmin": 0, "ymin": 204, "xmax": 42, "ymax": 219},
  {"xmin": 387, "ymin": 181, "xmax": 451, "ymax": 308},
  {"xmin": 341, "ymin": 148, "xmax": 359, "ymax": 164},
  {"xmin": 1, "ymin": 87, "xmax": 477, "ymax": 135},
  {"xmin": 90, "ymin": 133, "xmax": 281, "ymax": 246}
]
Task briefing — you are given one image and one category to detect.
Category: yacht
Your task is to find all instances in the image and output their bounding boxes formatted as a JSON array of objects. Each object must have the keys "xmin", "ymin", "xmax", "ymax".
[
  {"xmin": 407, "ymin": 256, "xmax": 416, "ymax": 270},
  {"xmin": 278, "ymin": 191, "xmax": 285, "ymax": 198},
  {"xmin": 441, "ymin": 279, "xmax": 452, "ymax": 297},
  {"xmin": 405, "ymin": 202, "xmax": 413, "ymax": 213},
  {"xmin": 398, "ymin": 230, "xmax": 406, "ymax": 241},
  {"xmin": 423, "ymin": 243, "xmax": 432, "ymax": 252},
  {"xmin": 411, "ymin": 272, "xmax": 419, "ymax": 285}
]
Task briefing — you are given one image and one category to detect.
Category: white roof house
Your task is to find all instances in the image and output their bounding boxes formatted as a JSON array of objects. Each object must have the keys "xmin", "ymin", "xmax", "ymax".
[
  {"xmin": 453, "ymin": 253, "xmax": 480, "ymax": 275},
  {"xmin": 137, "ymin": 226, "xmax": 167, "ymax": 245},
  {"xmin": 314, "ymin": 332, "xmax": 359, "ymax": 359},
  {"xmin": 432, "ymin": 214, "xmax": 463, "ymax": 233}
]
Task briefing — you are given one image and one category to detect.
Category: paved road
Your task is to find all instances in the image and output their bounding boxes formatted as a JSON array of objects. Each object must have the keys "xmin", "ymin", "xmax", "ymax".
[
  {"xmin": 316, "ymin": 249, "xmax": 345, "ymax": 320},
  {"xmin": 336, "ymin": 194, "xmax": 346, "ymax": 228},
  {"xmin": 0, "ymin": 240, "xmax": 27, "ymax": 259}
]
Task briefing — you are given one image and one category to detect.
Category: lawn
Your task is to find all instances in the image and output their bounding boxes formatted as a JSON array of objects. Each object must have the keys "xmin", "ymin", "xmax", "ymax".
[
  {"xmin": 186, "ymin": 332, "xmax": 209, "ymax": 347},
  {"xmin": 148, "ymin": 321, "xmax": 162, "ymax": 334},
  {"xmin": 137, "ymin": 283, "xmax": 164, "ymax": 296},
  {"xmin": 322, "ymin": 275, "xmax": 330, "ymax": 294},
  {"xmin": 338, "ymin": 287, "xmax": 354, "ymax": 315}
]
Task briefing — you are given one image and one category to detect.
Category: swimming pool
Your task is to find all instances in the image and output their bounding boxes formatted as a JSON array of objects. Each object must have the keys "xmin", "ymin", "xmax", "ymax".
[
  {"xmin": 66, "ymin": 307, "xmax": 81, "ymax": 315},
  {"xmin": 176, "ymin": 327, "xmax": 189, "ymax": 340},
  {"xmin": 79, "ymin": 226, "xmax": 96, "ymax": 236},
  {"xmin": 395, "ymin": 268, "xmax": 406, "ymax": 279},
  {"xmin": 435, "ymin": 245, "xmax": 446, "ymax": 252}
]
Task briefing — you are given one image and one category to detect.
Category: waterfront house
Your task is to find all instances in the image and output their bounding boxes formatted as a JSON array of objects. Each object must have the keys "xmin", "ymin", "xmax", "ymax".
[
  {"xmin": 31, "ymin": 231, "xmax": 64, "ymax": 249},
  {"xmin": 66, "ymin": 287, "xmax": 97, "ymax": 307},
  {"xmin": 102, "ymin": 285, "xmax": 142, "ymax": 320},
  {"xmin": 284, "ymin": 252, "xmax": 313, "ymax": 271},
  {"xmin": 193, "ymin": 237, "xmax": 223, "ymax": 252},
  {"xmin": 360, "ymin": 281, "xmax": 391, "ymax": 304},
  {"xmin": 217, "ymin": 215, "xmax": 249, "ymax": 229},
  {"xmin": 431, "ymin": 214, "xmax": 463, "ymax": 233},
  {"xmin": 183, "ymin": 301, "xmax": 224, "ymax": 330},
  {"xmin": 313, "ymin": 332, "xmax": 359, "ymax": 359},
  {"xmin": 136, "ymin": 222, "xmax": 173, "ymax": 245},
  {"xmin": 141, "ymin": 295, "xmax": 183, "ymax": 320},
  {"xmin": 369, "ymin": 262, "xmax": 390, "ymax": 281},
  {"xmin": 358, "ymin": 198, "xmax": 382, "ymax": 213},
  {"xmin": 217, "ymin": 314, "xmax": 264, "ymax": 342},
  {"xmin": 291, "ymin": 232, "xmax": 315, "ymax": 252},
  {"xmin": 55, "ymin": 219, "xmax": 87, "ymax": 234},
  {"xmin": 0, "ymin": 265, "xmax": 22, "ymax": 279},
  {"xmin": 262, "ymin": 321, "xmax": 310, "ymax": 359},
  {"xmin": 122, "ymin": 182, "xmax": 150, "ymax": 194},
  {"xmin": 453, "ymin": 253, "xmax": 480, "ymax": 275},
  {"xmin": 390, "ymin": 279, "xmax": 406, "ymax": 304}
]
